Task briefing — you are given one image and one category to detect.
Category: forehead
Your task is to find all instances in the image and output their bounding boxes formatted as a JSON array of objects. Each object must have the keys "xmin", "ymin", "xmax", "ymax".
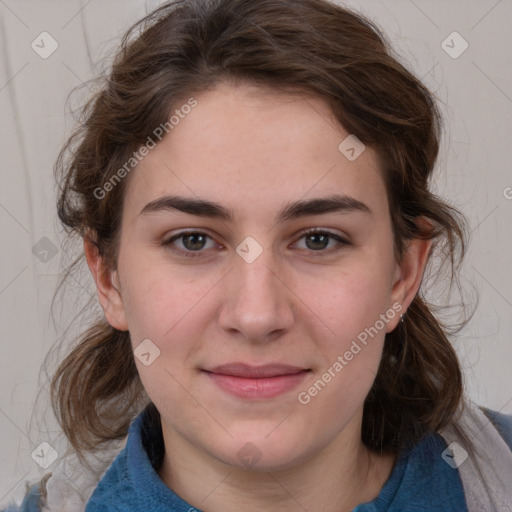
[{"xmin": 123, "ymin": 82, "xmax": 388, "ymax": 222}]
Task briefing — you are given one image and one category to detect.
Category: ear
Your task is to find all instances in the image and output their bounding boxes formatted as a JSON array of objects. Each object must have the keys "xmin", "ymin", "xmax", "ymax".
[
  {"xmin": 387, "ymin": 217, "xmax": 433, "ymax": 332},
  {"xmin": 84, "ymin": 233, "xmax": 128, "ymax": 331}
]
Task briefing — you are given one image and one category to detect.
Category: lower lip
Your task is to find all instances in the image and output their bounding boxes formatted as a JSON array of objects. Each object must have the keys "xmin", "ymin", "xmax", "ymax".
[{"xmin": 204, "ymin": 371, "xmax": 310, "ymax": 399}]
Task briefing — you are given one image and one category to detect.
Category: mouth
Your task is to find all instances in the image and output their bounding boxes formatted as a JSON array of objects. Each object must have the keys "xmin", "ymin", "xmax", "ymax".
[{"xmin": 201, "ymin": 363, "xmax": 311, "ymax": 399}]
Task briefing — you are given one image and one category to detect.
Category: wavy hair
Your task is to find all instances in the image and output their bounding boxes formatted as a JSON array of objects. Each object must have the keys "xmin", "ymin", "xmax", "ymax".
[{"xmin": 51, "ymin": 0, "xmax": 471, "ymax": 458}]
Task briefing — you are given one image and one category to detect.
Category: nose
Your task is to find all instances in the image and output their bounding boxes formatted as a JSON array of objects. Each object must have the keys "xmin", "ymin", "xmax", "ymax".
[{"xmin": 218, "ymin": 246, "xmax": 295, "ymax": 344}]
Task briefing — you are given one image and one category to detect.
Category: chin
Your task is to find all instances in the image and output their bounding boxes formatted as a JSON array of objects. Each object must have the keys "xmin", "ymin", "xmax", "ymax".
[{"xmin": 209, "ymin": 427, "xmax": 318, "ymax": 472}]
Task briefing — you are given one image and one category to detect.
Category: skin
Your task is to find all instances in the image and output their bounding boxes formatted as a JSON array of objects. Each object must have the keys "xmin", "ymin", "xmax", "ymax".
[{"xmin": 85, "ymin": 81, "xmax": 432, "ymax": 512}]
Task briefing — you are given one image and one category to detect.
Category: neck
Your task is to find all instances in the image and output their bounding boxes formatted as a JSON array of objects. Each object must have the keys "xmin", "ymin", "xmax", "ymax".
[{"xmin": 157, "ymin": 417, "xmax": 396, "ymax": 512}]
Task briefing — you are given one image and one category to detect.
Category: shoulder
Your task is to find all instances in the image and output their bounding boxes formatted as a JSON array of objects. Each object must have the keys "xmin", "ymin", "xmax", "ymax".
[
  {"xmin": 1, "ymin": 434, "xmax": 127, "ymax": 512},
  {"xmin": 84, "ymin": 443, "xmax": 132, "ymax": 510},
  {"xmin": 1, "ymin": 411, "xmax": 144, "ymax": 512},
  {"xmin": 85, "ymin": 411, "xmax": 149, "ymax": 510},
  {"xmin": 1, "ymin": 443, "xmax": 129, "ymax": 512},
  {"xmin": 0, "ymin": 473, "xmax": 51, "ymax": 512},
  {"xmin": 480, "ymin": 406, "xmax": 512, "ymax": 451}
]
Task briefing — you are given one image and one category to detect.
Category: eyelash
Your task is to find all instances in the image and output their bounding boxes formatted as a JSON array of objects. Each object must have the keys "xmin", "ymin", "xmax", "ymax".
[{"xmin": 161, "ymin": 229, "xmax": 350, "ymax": 258}]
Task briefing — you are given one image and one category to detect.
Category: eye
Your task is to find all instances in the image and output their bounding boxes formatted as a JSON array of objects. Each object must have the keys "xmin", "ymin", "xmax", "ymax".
[
  {"xmin": 292, "ymin": 229, "xmax": 349, "ymax": 254},
  {"xmin": 162, "ymin": 230, "xmax": 219, "ymax": 257},
  {"xmin": 162, "ymin": 228, "xmax": 349, "ymax": 259}
]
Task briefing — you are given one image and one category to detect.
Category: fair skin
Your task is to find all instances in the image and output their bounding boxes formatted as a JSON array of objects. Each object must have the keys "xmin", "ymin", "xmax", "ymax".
[{"xmin": 85, "ymin": 81, "xmax": 432, "ymax": 512}]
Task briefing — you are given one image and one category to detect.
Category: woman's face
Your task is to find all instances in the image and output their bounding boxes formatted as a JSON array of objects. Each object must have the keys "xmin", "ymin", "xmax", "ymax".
[{"xmin": 93, "ymin": 82, "xmax": 423, "ymax": 471}]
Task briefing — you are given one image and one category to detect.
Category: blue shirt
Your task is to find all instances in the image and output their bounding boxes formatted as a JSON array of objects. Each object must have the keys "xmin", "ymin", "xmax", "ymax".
[
  {"xmin": 4, "ymin": 406, "xmax": 512, "ymax": 511},
  {"xmin": 85, "ymin": 410, "xmax": 468, "ymax": 511}
]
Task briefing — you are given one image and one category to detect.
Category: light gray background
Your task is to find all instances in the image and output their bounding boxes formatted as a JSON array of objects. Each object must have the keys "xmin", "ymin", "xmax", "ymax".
[{"xmin": 1, "ymin": 0, "xmax": 511, "ymax": 506}]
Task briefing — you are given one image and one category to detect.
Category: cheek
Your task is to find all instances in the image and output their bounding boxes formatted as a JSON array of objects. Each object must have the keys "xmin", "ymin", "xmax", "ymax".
[
  {"xmin": 293, "ymin": 256, "xmax": 396, "ymax": 410},
  {"xmin": 118, "ymin": 251, "xmax": 216, "ymax": 341},
  {"xmin": 118, "ymin": 257, "xmax": 228, "ymax": 401},
  {"xmin": 122, "ymin": 265, "xmax": 213, "ymax": 404},
  {"xmin": 304, "ymin": 257, "xmax": 395, "ymax": 347},
  {"xmin": 295, "ymin": 269, "xmax": 391, "ymax": 426}
]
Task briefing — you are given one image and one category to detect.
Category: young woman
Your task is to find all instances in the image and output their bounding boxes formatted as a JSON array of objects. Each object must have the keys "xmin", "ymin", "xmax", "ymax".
[{"xmin": 3, "ymin": 0, "xmax": 512, "ymax": 511}]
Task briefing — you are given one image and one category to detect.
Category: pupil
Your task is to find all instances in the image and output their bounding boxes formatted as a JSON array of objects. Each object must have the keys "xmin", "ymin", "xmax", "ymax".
[
  {"xmin": 184, "ymin": 233, "xmax": 206, "ymax": 250},
  {"xmin": 306, "ymin": 233, "xmax": 328, "ymax": 250},
  {"xmin": 181, "ymin": 233, "xmax": 330, "ymax": 251}
]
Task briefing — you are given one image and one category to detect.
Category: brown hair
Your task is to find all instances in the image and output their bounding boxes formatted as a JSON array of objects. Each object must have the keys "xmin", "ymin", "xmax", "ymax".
[{"xmin": 51, "ymin": 0, "xmax": 471, "ymax": 457}]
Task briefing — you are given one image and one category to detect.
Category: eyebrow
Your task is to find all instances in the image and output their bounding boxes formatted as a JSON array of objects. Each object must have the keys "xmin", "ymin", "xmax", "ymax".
[{"xmin": 139, "ymin": 194, "xmax": 372, "ymax": 223}]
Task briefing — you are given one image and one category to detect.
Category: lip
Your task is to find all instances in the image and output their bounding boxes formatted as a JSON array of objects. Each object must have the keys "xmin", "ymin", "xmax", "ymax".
[{"xmin": 202, "ymin": 363, "xmax": 310, "ymax": 399}]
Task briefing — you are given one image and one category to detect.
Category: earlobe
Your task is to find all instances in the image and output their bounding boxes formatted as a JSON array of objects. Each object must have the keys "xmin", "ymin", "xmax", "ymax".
[
  {"xmin": 388, "ymin": 219, "xmax": 433, "ymax": 331},
  {"xmin": 83, "ymin": 234, "xmax": 129, "ymax": 331}
]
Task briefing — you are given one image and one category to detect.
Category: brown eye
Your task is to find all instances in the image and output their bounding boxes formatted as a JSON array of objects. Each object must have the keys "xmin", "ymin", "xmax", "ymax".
[
  {"xmin": 293, "ymin": 229, "xmax": 349, "ymax": 254},
  {"xmin": 181, "ymin": 233, "xmax": 208, "ymax": 251},
  {"xmin": 304, "ymin": 232, "xmax": 330, "ymax": 250},
  {"xmin": 162, "ymin": 231, "xmax": 218, "ymax": 258}
]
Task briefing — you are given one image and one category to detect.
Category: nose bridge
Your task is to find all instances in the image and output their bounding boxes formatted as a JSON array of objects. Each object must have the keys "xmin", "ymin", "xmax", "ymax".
[{"xmin": 219, "ymin": 241, "xmax": 294, "ymax": 340}]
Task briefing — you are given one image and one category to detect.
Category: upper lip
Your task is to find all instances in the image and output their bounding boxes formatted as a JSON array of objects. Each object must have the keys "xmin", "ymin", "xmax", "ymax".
[{"xmin": 203, "ymin": 363, "xmax": 309, "ymax": 378}]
